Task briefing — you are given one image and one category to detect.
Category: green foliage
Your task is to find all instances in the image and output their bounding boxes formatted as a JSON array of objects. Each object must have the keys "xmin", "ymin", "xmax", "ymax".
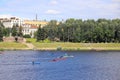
[
  {"xmin": 36, "ymin": 26, "xmax": 46, "ymax": 41},
  {"xmin": 18, "ymin": 26, "xmax": 23, "ymax": 37},
  {"xmin": 3, "ymin": 28, "xmax": 11, "ymax": 36},
  {"xmin": 38, "ymin": 18, "xmax": 120, "ymax": 43},
  {"xmin": 34, "ymin": 31, "xmax": 37, "ymax": 38},
  {"xmin": 0, "ymin": 22, "xmax": 4, "ymax": 41},
  {"xmin": 11, "ymin": 25, "xmax": 18, "ymax": 37},
  {"xmin": 23, "ymin": 34, "xmax": 31, "ymax": 38},
  {"xmin": 11, "ymin": 24, "xmax": 23, "ymax": 37},
  {"xmin": 43, "ymin": 38, "xmax": 51, "ymax": 43},
  {"xmin": 0, "ymin": 48, "xmax": 4, "ymax": 51},
  {"xmin": 26, "ymin": 38, "xmax": 36, "ymax": 43},
  {"xmin": 43, "ymin": 20, "xmax": 58, "ymax": 40},
  {"xmin": 0, "ymin": 42, "xmax": 27, "ymax": 49},
  {"xmin": 56, "ymin": 46, "xmax": 62, "ymax": 50},
  {"xmin": 0, "ymin": 27, "xmax": 3, "ymax": 41}
]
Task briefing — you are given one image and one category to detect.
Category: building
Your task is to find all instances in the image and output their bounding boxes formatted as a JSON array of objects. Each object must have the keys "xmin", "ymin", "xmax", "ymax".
[
  {"xmin": 22, "ymin": 24, "xmax": 38, "ymax": 38},
  {"xmin": 0, "ymin": 16, "xmax": 48, "ymax": 37},
  {"xmin": 24, "ymin": 20, "xmax": 48, "ymax": 28},
  {"xmin": 22, "ymin": 20, "xmax": 48, "ymax": 37},
  {"xmin": 1, "ymin": 17, "xmax": 24, "ymax": 28}
]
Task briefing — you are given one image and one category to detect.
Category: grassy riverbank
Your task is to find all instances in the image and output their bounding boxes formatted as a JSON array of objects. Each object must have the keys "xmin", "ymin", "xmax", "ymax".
[
  {"xmin": 26, "ymin": 38, "xmax": 120, "ymax": 51},
  {"xmin": 0, "ymin": 38, "xmax": 120, "ymax": 51},
  {"xmin": 0, "ymin": 42, "xmax": 28, "ymax": 50},
  {"xmin": 33, "ymin": 42, "xmax": 120, "ymax": 50}
]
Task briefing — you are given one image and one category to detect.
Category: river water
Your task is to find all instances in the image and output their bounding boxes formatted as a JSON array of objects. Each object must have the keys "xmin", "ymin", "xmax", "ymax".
[{"xmin": 0, "ymin": 50, "xmax": 120, "ymax": 80}]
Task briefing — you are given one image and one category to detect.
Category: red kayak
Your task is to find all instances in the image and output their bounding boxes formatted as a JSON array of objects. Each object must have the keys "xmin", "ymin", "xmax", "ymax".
[{"xmin": 52, "ymin": 57, "xmax": 66, "ymax": 62}]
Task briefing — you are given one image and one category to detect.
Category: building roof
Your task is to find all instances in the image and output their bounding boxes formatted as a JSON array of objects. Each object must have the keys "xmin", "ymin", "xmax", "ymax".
[
  {"xmin": 24, "ymin": 20, "xmax": 48, "ymax": 25},
  {"xmin": 30, "ymin": 25, "xmax": 38, "ymax": 29}
]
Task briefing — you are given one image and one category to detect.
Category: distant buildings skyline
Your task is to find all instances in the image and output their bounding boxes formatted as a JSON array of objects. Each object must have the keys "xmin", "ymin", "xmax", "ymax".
[{"xmin": 0, "ymin": 16, "xmax": 48, "ymax": 38}]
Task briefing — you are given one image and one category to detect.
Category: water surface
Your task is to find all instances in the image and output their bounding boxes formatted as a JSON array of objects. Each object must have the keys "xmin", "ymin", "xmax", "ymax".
[{"xmin": 0, "ymin": 51, "xmax": 120, "ymax": 80}]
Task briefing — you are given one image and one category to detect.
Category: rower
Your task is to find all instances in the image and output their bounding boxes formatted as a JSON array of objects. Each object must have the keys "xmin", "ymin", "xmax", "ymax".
[{"xmin": 32, "ymin": 61, "xmax": 35, "ymax": 65}]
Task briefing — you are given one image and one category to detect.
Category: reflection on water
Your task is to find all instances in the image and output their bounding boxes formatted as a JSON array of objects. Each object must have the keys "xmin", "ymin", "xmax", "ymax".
[{"xmin": 0, "ymin": 51, "xmax": 120, "ymax": 80}]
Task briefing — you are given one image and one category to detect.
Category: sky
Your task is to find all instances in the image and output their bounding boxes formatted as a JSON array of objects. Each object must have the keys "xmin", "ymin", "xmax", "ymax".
[{"xmin": 0, "ymin": 0, "xmax": 120, "ymax": 21}]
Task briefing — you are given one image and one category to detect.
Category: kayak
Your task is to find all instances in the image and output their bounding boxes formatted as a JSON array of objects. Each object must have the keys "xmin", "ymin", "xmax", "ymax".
[
  {"xmin": 32, "ymin": 61, "xmax": 40, "ymax": 64},
  {"xmin": 52, "ymin": 57, "xmax": 66, "ymax": 62},
  {"xmin": 62, "ymin": 53, "xmax": 74, "ymax": 58},
  {"xmin": 62, "ymin": 55, "xmax": 74, "ymax": 58}
]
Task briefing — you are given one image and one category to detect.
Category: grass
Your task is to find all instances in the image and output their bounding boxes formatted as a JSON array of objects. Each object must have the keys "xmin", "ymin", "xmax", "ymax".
[
  {"xmin": 34, "ymin": 42, "xmax": 120, "ymax": 50},
  {"xmin": 0, "ymin": 42, "xmax": 27, "ymax": 50},
  {"xmin": 26, "ymin": 38, "xmax": 120, "ymax": 50},
  {"xmin": 26, "ymin": 38, "xmax": 36, "ymax": 43},
  {"xmin": 26, "ymin": 38, "xmax": 51, "ymax": 43},
  {"xmin": 1, "ymin": 38, "xmax": 120, "ymax": 51}
]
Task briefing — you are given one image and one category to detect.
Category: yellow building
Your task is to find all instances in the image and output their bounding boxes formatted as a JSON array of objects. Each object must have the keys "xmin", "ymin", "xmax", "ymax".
[{"xmin": 24, "ymin": 20, "xmax": 48, "ymax": 28}]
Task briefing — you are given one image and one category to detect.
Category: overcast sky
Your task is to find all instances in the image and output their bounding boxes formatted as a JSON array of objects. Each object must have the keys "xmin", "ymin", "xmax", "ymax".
[{"xmin": 0, "ymin": 0, "xmax": 120, "ymax": 21}]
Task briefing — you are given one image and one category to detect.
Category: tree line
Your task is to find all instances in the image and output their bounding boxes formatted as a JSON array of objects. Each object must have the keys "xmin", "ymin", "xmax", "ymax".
[
  {"xmin": 36, "ymin": 18, "xmax": 120, "ymax": 43},
  {"xmin": 0, "ymin": 22, "xmax": 23, "ymax": 41},
  {"xmin": 0, "ymin": 18, "xmax": 120, "ymax": 43}
]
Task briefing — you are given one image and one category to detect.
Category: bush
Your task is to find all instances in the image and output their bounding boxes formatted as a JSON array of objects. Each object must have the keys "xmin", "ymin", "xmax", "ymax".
[
  {"xmin": 43, "ymin": 39, "xmax": 51, "ymax": 43},
  {"xmin": 0, "ymin": 48, "xmax": 4, "ymax": 51},
  {"xmin": 57, "ymin": 46, "xmax": 62, "ymax": 50},
  {"xmin": 26, "ymin": 41, "xmax": 31, "ymax": 43},
  {"xmin": 23, "ymin": 34, "xmax": 31, "ymax": 38}
]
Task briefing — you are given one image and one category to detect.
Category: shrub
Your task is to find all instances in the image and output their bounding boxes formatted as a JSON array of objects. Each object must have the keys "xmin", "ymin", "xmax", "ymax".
[
  {"xmin": 26, "ymin": 41, "xmax": 31, "ymax": 43},
  {"xmin": 23, "ymin": 34, "xmax": 31, "ymax": 38},
  {"xmin": 43, "ymin": 39, "xmax": 51, "ymax": 43},
  {"xmin": 57, "ymin": 46, "xmax": 62, "ymax": 50},
  {"xmin": 0, "ymin": 48, "xmax": 4, "ymax": 51}
]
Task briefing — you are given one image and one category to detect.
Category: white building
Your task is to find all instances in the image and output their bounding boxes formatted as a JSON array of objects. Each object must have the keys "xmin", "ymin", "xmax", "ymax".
[
  {"xmin": 1, "ymin": 17, "xmax": 24, "ymax": 28},
  {"xmin": 22, "ymin": 24, "xmax": 38, "ymax": 38},
  {"xmin": 0, "ymin": 17, "xmax": 45, "ymax": 38}
]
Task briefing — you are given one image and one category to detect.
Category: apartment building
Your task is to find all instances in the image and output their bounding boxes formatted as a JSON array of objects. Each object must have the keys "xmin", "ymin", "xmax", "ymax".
[
  {"xmin": 0, "ymin": 17, "xmax": 24, "ymax": 28},
  {"xmin": 24, "ymin": 20, "xmax": 48, "ymax": 28},
  {"xmin": 22, "ymin": 24, "xmax": 38, "ymax": 38},
  {"xmin": 0, "ymin": 17, "xmax": 48, "ymax": 37}
]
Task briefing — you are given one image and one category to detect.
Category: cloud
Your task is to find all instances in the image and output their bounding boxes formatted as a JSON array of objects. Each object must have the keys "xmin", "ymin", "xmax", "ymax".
[
  {"xmin": 0, "ymin": 0, "xmax": 119, "ymax": 20},
  {"xmin": 50, "ymin": 0, "xmax": 58, "ymax": 5},
  {"xmin": 58, "ymin": 0, "xmax": 120, "ymax": 18},
  {"xmin": 112, "ymin": 0, "xmax": 120, "ymax": 2},
  {"xmin": 45, "ymin": 10, "xmax": 61, "ymax": 14}
]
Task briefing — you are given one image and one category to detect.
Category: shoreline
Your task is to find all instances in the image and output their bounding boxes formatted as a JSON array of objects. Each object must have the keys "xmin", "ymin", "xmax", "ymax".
[
  {"xmin": 1, "ymin": 42, "xmax": 120, "ymax": 51},
  {"xmin": 1, "ymin": 48, "xmax": 120, "ymax": 51}
]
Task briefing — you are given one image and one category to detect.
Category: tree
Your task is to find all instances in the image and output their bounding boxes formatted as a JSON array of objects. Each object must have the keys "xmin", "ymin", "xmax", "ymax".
[
  {"xmin": 11, "ymin": 25, "xmax": 17, "ymax": 37},
  {"xmin": 18, "ymin": 26, "xmax": 23, "ymax": 37},
  {"xmin": 36, "ymin": 25, "xmax": 46, "ymax": 41},
  {"xmin": 3, "ymin": 28, "xmax": 11, "ymax": 36},
  {"xmin": 0, "ymin": 22, "xmax": 4, "ymax": 41},
  {"xmin": 0, "ymin": 27, "xmax": 3, "ymax": 41},
  {"xmin": 23, "ymin": 34, "xmax": 31, "ymax": 38},
  {"xmin": 36, "ymin": 18, "xmax": 120, "ymax": 43}
]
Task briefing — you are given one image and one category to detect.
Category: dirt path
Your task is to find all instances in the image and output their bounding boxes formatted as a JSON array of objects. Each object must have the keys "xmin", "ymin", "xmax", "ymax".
[{"xmin": 22, "ymin": 38, "xmax": 35, "ymax": 49}]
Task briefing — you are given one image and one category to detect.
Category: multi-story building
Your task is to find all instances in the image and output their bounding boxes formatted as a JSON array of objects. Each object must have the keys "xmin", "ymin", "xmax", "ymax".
[
  {"xmin": 22, "ymin": 24, "xmax": 38, "ymax": 38},
  {"xmin": 1, "ymin": 17, "xmax": 24, "ymax": 28},
  {"xmin": 0, "ymin": 16, "xmax": 48, "ymax": 37},
  {"xmin": 24, "ymin": 20, "xmax": 48, "ymax": 28}
]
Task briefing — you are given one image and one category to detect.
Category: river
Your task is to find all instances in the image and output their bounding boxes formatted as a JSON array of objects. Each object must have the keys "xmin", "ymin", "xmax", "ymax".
[{"xmin": 0, "ymin": 50, "xmax": 120, "ymax": 80}]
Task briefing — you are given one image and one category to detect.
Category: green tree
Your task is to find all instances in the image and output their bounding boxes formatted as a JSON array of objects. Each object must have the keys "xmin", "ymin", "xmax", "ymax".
[
  {"xmin": 3, "ymin": 28, "xmax": 11, "ymax": 36},
  {"xmin": 0, "ymin": 27, "xmax": 3, "ymax": 41},
  {"xmin": 18, "ymin": 26, "xmax": 23, "ymax": 37},
  {"xmin": 36, "ymin": 25, "xmax": 46, "ymax": 41},
  {"xmin": 36, "ymin": 18, "xmax": 120, "ymax": 43},
  {"xmin": 11, "ymin": 25, "xmax": 17, "ymax": 37}
]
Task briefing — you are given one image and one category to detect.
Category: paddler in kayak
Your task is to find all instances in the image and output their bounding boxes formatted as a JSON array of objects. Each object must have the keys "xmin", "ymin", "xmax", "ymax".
[
  {"xmin": 32, "ymin": 61, "xmax": 35, "ymax": 65},
  {"xmin": 52, "ymin": 56, "xmax": 66, "ymax": 62}
]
